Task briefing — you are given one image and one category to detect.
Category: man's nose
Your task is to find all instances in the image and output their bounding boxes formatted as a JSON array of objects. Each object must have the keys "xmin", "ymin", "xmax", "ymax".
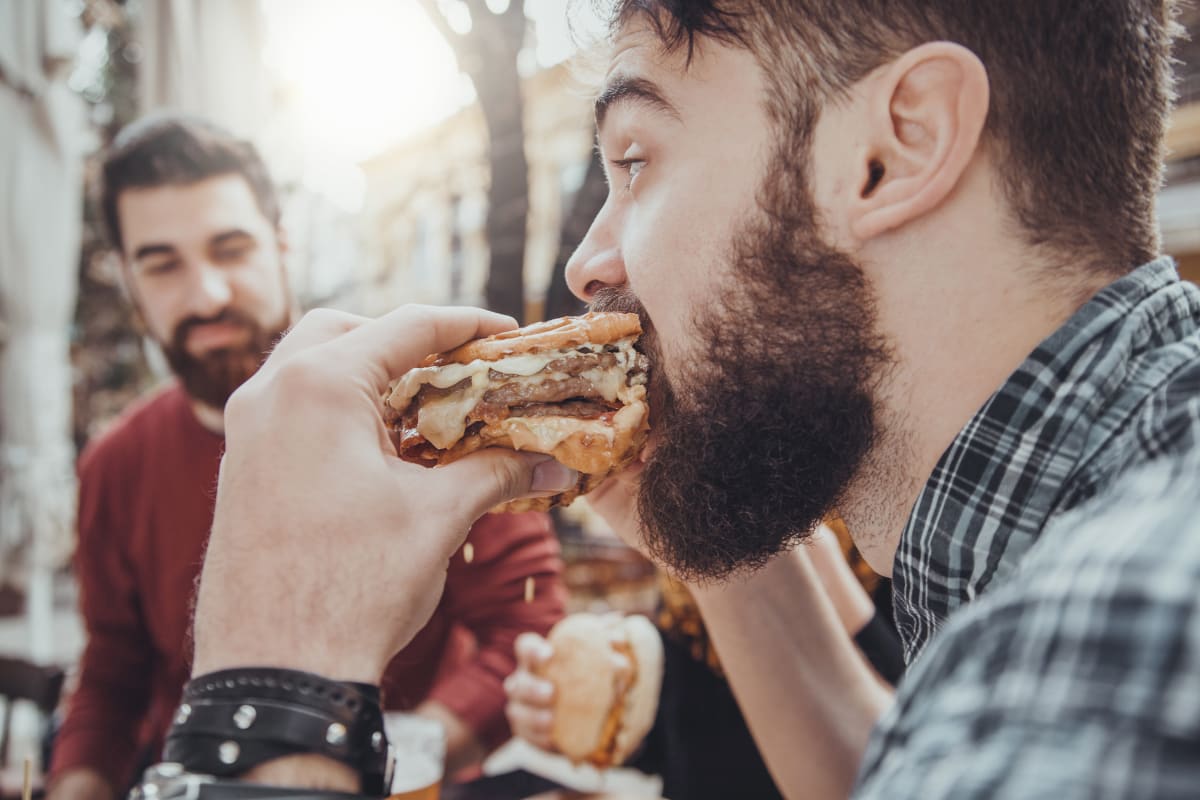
[
  {"xmin": 566, "ymin": 202, "xmax": 627, "ymax": 303},
  {"xmin": 183, "ymin": 262, "xmax": 233, "ymax": 318}
]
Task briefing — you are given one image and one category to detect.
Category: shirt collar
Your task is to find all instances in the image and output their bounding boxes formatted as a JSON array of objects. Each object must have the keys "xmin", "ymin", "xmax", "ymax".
[{"xmin": 891, "ymin": 257, "xmax": 1197, "ymax": 660}]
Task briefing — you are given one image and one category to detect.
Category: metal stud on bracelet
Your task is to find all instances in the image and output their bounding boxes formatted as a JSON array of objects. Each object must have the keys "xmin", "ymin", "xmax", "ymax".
[
  {"xmin": 233, "ymin": 705, "xmax": 257, "ymax": 730},
  {"xmin": 325, "ymin": 723, "xmax": 347, "ymax": 747},
  {"xmin": 218, "ymin": 741, "xmax": 240, "ymax": 765}
]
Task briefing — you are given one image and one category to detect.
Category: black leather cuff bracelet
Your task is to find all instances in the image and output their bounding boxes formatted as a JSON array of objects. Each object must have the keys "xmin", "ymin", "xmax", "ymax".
[{"xmin": 164, "ymin": 668, "xmax": 390, "ymax": 796}]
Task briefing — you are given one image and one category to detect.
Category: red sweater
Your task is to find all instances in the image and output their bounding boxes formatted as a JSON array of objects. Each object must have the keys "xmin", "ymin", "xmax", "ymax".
[{"xmin": 50, "ymin": 384, "xmax": 566, "ymax": 791}]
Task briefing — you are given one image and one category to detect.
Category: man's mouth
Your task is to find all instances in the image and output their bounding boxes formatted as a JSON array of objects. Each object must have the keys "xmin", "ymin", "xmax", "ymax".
[{"xmin": 185, "ymin": 321, "xmax": 251, "ymax": 355}]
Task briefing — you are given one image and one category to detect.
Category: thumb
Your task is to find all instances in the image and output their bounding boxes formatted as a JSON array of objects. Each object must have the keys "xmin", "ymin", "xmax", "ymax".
[{"xmin": 436, "ymin": 449, "xmax": 579, "ymax": 516}]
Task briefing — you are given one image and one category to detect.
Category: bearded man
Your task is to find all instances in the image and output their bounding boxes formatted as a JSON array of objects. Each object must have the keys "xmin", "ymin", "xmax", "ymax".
[
  {"xmin": 47, "ymin": 116, "xmax": 568, "ymax": 800},
  {"xmin": 123, "ymin": 1, "xmax": 1200, "ymax": 798}
]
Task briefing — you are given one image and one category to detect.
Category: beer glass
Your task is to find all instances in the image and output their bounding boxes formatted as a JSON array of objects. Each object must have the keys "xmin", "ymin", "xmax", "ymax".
[{"xmin": 385, "ymin": 713, "xmax": 444, "ymax": 800}]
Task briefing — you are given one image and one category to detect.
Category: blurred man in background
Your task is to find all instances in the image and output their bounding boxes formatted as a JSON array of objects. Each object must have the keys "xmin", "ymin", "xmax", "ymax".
[{"xmin": 46, "ymin": 115, "xmax": 567, "ymax": 800}]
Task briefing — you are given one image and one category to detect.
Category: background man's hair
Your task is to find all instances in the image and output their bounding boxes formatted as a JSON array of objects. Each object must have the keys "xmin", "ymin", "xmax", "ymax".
[
  {"xmin": 100, "ymin": 114, "xmax": 280, "ymax": 252},
  {"xmin": 610, "ymin": 0, "xmax": 1182, "ymax": 275}
]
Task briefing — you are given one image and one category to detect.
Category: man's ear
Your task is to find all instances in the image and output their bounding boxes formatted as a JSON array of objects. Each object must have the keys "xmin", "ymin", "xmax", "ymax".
[{"xmin": 849, "ymin": 42, "xmax": 989, "ymax": 242}]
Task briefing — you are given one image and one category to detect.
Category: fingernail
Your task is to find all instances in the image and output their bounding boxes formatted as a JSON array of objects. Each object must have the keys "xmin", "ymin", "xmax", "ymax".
[
  {"xmin": 533, "ymin": 640, "xmax": 554, "ymax": 662},
  {"xmin": 531, "ymin": 459, "xmax": 578, "ymax": 493}
]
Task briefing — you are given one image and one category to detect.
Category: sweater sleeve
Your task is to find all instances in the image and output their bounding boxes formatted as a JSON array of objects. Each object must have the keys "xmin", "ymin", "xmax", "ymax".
[
  {"xmin": 48, "ymin": 443, "xmax": 155, "ymax": 792},
  {"xmin": 427, "ymin": 512, "xmax": 567, "ymax": 750}
]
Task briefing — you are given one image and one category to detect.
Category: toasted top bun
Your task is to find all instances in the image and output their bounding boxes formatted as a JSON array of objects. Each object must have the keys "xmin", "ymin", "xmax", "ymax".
[
  {"xmin": 424, "ymin": 312, "xmax": 642, "ymax": 367},
  {"xmin": 537, "ymin": 613, "xmax": 664, "ymax": 767}
]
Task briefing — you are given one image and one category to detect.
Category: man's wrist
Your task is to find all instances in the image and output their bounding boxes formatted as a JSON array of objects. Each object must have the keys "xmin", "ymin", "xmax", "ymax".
[
  {"xmin": 191, "ymin": 649, "xmax": 384, "ymax": 686},
  {"xmin": 191, "ymin": 609, "xmax": 387, "ymax": 685},
  {"xmin": 192, "ymin": 551, "xmax": 391, "ymax": 686}
]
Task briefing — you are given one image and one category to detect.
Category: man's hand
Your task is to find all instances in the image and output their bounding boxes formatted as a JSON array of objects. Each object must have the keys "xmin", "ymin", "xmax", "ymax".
[
  {"xmin": 192, "ymin": 306, "xmax": 580, "ymax": 683},
  {"xmin": 504, "ymin": 632, "xmax": 558, "ymax": 751}
]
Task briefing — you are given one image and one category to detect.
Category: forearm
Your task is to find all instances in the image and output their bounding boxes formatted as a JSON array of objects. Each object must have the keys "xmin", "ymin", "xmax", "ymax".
[{"xmin": 691, "ymin": 550, "xmax": 893, "ymax": 800}]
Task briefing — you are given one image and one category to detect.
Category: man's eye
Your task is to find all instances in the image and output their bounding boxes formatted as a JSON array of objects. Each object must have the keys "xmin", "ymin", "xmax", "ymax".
[
  {"xmin": 214, "ymin": 245, "xmax": 252, "ymax": 263},
  {"xmin": 611, "ymin": 158, "xmax": 646, "ymax": 190},
  {"xmin": 143, "ymin": 260, "xmax": 180, "ymax": 276}
]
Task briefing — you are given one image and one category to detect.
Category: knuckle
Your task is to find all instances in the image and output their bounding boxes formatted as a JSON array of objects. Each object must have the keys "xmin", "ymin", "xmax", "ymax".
[
  {"xmin": 514, "ymin": 674, "xmax": 538, "ymax": 699},
  {"xmin": 273, "ymin": 352, "xmax": 329, "ymax": 394},
  {"xmin": 396, "ymin": 303, "xmax": 435, "ymax": 328},
  {"xmin": 515, "ymin": 632, "xmax": 540, "ymax": 657}
]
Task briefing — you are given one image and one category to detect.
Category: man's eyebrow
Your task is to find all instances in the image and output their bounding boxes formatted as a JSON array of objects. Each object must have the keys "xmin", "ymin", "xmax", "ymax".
[
  {"xmin": 209, "ymin": 229, "xmax": 257, "ymax": 247},
  {"xmin": 595, "ymin": 74, "xmax": 682, "ymax": 132},
  {"xmin": 132, "ymin": 243, "xmax": 177, "ymax": 262}
]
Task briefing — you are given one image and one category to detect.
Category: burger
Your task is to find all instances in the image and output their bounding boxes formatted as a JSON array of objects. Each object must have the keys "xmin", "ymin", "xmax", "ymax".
[
  {"xmin": 385, "ymin": 312, "xmax": 650, "ymax": 511},
  {"xmin": 536, "ymin": 613, "xmax": 664, "ymax": 768}
]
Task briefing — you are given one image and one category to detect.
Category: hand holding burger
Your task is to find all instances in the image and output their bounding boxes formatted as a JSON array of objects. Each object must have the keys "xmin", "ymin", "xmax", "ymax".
[
  {"xmin": 506, "ymin": 613, "xmax": 664, "ymax": 768},
  {"xmin": 193, "ymin": 306, "xmax": 581, "ymax": 684}
]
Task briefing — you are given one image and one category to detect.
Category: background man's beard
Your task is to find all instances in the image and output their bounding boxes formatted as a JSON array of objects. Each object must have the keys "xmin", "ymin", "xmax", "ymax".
[
  {"xmin": 592, "ymin": 167, "xmax": 894, "ymax": 582},
  {"xmin": 161, "ymin": 308, "xmax": 288, "ymax": 409}
]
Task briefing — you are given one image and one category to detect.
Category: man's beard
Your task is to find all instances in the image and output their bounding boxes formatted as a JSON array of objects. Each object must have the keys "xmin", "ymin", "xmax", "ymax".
[
  {"xmin": 161, "ymin": 308, "xmax": 288, "ymax": 409},
  {"xmin": 592, "ymin": 158, "xmax": 894, "ymax": 582}
]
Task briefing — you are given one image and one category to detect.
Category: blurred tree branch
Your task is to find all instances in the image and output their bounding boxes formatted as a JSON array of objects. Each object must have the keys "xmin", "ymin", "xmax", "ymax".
[
  {"xmin": 545, "ymin": 150, "xmax": 606, "ymax": 320},
  {"xmin": 419, "ymin": 0, "xmax": 530, "ymax": 322},
  {"xmin": 415, "ymin": 0, "xmax": 461, "ymax": 49},
  {"xmin": 72, "ymin": 0, "xmax": 152, "ymax": 449}
]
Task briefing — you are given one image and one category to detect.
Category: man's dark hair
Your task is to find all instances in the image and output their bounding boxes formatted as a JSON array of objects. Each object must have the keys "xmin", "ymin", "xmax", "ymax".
[
  {"xmin": 100, "ymin": 114, "xmax": 280, "ymax": 253},
  {"xmin": 610, "ymin": 1, "xmax": 1181, "ymax": 275}
]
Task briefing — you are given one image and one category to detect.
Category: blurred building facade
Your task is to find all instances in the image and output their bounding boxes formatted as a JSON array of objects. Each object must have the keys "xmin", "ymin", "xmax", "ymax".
[
  {"xmin": 1160, "ymin": 6, "xmax": 1200, "ymax": 281},
  {"xmin": 364, "ymin": 18, "xmax": 1200, "ymax": 305},
  {"xmin": 359, "ymin": 62, "xmax": 593, "ymax": 320},
  {"xmin": 0, "ymin": 0, "xmax": 87, "ymax": 656}
]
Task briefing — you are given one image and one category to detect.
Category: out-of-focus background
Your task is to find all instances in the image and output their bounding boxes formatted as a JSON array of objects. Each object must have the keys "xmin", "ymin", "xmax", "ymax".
[
  {"xmin": 0, "ymin": 0, "xmax": 655, "ymax": 784},
  {"xmin": 0, "ymin": 0, "xmax": 1198, "ymax": 789}
]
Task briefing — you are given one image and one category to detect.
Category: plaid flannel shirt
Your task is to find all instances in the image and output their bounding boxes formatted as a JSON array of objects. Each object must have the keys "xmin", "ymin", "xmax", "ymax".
[{"xmin": 853, "ymin": 258, "xmax": 1200, "ymax": 798}]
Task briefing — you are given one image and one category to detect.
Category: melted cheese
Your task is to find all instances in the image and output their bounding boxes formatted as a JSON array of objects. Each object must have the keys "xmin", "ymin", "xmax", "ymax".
[
  {"xmin": 413, "ymin": 371, "xmax": 490, "ymax": 449},
  {"xmin": 388, "ymin": 351, "xmax": 562, "ymax": 410},
  {"xmin": 388, "ymin": 338, "xmax": 641, "ymax": 410},
  {"xmin": 388, "ymin": 337, "xmax": 647, "ymax": 451},
  {"xmin": 500, "ymin": 415, "xmax": 616, "ymax": 453}
]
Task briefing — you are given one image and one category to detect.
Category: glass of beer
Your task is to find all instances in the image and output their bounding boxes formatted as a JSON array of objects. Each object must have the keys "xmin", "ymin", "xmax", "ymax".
[{"xmin": 385, "ymin": 712, "xmax": 444, "ymax": 800}]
